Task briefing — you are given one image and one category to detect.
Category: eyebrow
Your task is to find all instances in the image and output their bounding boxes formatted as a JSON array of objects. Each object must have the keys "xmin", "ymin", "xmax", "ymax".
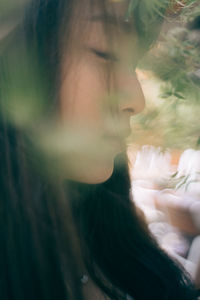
[{"xmin": 89, "ymin": 14, "xmax": 135, "ymax": 34}]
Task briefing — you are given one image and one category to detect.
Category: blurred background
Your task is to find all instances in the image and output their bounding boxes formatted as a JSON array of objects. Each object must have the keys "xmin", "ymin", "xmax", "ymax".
[{"xmin": 128, "ymin": 0, "xmax": 200, "ymax": 290}]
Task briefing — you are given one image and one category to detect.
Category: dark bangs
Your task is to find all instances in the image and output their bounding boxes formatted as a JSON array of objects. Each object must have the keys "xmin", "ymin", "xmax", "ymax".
[{"xmin": 22, "ymin": 0, "xmax": 168, "ymax": 103}]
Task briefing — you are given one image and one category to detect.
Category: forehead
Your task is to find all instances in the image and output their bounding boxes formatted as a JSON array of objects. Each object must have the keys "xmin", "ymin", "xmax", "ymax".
[
  {"xmin": 73, "ymin": 0, "xmax": 133, "ymax": 34},
  {"xmin": 63, "ymin": 0, "xmax": 137, "ymax": 56},
  {"xmin": 76, "ymin": 0, "xmax": 130, "ymax": 16},
  {"xmin": 99, "ymin": 0, "xmax": 130, "ymax": 16}
]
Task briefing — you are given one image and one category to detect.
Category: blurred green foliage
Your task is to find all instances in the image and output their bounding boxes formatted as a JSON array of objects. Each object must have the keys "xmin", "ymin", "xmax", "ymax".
[
  {"xmin": 133, "ymin": 0, "xmax": 200, "ymax": 150},
  {"xmin": 130, "ymin": 94, "xmax": 200, "ymax": 149},
  {"xmin": 142, "ymin": 1, "xmax": 200, "ymax": 102}
]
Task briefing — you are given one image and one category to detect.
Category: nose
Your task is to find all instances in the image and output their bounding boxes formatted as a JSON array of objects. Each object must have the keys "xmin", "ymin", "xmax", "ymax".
[
  {"xmin": 113, "ymin": 70, "xmax": 145, "ymax": 137},
  {"xmin": 117, "ymin": 71, "xmax": 145, "ymax": 117}
]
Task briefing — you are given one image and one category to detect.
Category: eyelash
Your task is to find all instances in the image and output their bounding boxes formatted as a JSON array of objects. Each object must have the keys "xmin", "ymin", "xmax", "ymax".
[
  {"xmin": 91, "ymin": 49, "xmax": 118, "ymax": 62},
  {"xmin": 89, "ymin": 48, "xmax": 138, "ymax": 72}
]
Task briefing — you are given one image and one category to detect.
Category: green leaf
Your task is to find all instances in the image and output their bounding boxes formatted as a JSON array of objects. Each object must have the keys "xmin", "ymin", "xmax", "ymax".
[
  {"xmin": 160, "ymin": 91, "xmax": 172, "ymax": 98},
  {"xmin": 173, "ymin": 92, "xmax": 185, "ymax": 99}
]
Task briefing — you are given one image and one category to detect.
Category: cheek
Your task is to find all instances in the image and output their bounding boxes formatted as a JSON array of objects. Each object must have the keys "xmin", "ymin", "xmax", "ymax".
[
  {"xmin": 58, "ymin": 59, "xmax": 117, "ymax": 184},
  {"xmin": 59, "ymin": 58, "xmax": 107, "ymax": 127}
]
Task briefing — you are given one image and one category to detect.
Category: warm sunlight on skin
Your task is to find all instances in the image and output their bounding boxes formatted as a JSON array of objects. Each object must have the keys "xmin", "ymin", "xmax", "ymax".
[{"xmin": 59, "ymin": 0, "xmax": 145, "ymax": 183}]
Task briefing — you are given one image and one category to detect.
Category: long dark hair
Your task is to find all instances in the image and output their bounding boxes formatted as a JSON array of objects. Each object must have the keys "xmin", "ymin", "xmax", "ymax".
[{"xmin": 0, "ymin": 0, "xmax": 197, "ymax": 299}]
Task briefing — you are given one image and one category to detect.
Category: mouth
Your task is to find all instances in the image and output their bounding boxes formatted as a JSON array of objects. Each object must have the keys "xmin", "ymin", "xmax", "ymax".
[
  {"xmin": 103, "ymin": 132, "xmax": 119, "ymax": 140},
  {"xmin": 102, "ymin": 131, "xmax": 122, "ymax": 142},
  {"xmin": 102, "ymin": 132, "xmax": 126, "ymax": 154},
  {"xmin": 103, "ymin": 128, "xmax": 131, "ymax": 141}
]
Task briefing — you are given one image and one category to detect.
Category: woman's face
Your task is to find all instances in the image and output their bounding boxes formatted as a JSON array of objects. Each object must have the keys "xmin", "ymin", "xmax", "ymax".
[{"xmin": 59, "ymin": 0, "xmax": 145, "ymax": 183}]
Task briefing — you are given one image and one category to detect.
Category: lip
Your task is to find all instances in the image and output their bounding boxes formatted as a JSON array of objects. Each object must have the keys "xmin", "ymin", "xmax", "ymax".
[
  {"xmin": 103, "ymin": 129, "xmax": 131, "ymax": 141},
  {"xmin": 103, "ymin": 132, "xmax": 122, "ymax": 141},
  {"xmin": 102, "ymin": 133, "xmax": 125, "ymax": 152}
]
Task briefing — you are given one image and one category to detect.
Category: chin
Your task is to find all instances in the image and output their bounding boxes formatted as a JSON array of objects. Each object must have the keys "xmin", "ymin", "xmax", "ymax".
[
  {"xmin": 66, "ymin": 158, "xmax": 115, "ymax": 184},
  {"xmin": 90, "ymin": 164, "xmax": 114, "ymax": 184},
  {"xmin": 82, "ymin": 160, "xmax": 115, "ymax": 184}
]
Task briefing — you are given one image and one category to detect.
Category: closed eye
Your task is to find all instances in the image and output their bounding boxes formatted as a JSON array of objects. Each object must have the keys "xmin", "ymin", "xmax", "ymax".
[{"xmin": 90, "ymin": 48, "xmax": 118, "ymax": 62}]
